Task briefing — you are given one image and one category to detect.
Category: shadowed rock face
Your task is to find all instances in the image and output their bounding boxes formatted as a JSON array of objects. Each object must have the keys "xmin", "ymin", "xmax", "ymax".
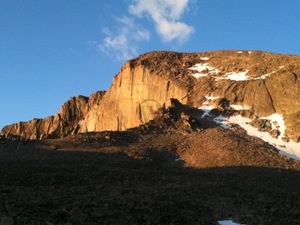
[{"xmin": 1, "ymin": 50, "xmax": 300, "ymax": 141}]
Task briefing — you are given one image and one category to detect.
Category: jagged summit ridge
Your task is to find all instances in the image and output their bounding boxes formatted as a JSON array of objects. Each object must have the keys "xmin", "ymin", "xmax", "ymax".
[{"xmin": 1, "ymin": 50, "xmax": 300, "ymax": 151}]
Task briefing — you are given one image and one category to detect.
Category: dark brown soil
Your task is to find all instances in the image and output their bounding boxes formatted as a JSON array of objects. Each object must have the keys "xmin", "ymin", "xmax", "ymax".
[{"xmin": 1, "ymin": 108, "xmax": 300, "ymax": 225}]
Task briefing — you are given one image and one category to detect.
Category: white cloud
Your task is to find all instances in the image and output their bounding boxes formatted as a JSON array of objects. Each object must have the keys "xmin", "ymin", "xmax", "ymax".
[
  {"xmin": 96, "ymin": 0, "xmax": 195, "ymax": 61},
  {"xmin": 98, "ymin": 16, "xmax": 150, "ymax": 61},
  {"xmin": 129, "ymin": 0, "xmax": 194, "ymax": 42}
]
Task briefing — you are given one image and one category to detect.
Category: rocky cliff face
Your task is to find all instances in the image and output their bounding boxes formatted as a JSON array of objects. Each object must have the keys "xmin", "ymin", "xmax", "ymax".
[
  {"xmin": 1, "ymin": 50, "xmax": 300, "ymax": 143},
  {"xmin": 77, "ymin": 58, "xmax": 188, "ymax": 132},
  {"xmin": 186, "ymin": 51, "xmax": 300, "ymax": 142},
  {"xmin": 1, "ymin": 91, "xmax": 105, "ymax": 139}
]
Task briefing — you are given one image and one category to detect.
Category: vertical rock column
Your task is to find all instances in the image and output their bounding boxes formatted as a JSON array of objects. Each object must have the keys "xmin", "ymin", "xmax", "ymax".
[{"xmin": 78, "ymin": 62, "xmax": 188, "ymax": 132}]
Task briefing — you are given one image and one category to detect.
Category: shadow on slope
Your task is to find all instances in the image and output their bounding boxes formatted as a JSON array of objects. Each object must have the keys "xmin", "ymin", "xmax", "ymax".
[{"xmin": 0, "ymin": 142, "xmax": 300, "ymax": 225}]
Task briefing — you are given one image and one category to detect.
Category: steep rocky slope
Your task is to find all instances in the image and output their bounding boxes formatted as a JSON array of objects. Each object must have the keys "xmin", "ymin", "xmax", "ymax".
[
  {"xmin": 1, "ymin": 103, "xmax": 300, "ymax": 224},
  {"xmin": 1, "ymin": 50, "xmax": 300, "ymax": 144}
]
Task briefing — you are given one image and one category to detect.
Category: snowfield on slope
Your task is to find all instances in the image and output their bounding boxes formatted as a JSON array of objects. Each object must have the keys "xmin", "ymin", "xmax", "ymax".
[
  {"xmin": 199, "ymin": 102, "xmax": 300, "ymax": 160},
  {"xmin": 188, "ymin": 63, "xmax": 219, "ymax": 78},
  {"xmin": 189, "ymin": 62, "xmax": 283, "ymax": 81},
  {"xmin": 224, "ymin": 115, "xmax": 300, "ymax": 160}
]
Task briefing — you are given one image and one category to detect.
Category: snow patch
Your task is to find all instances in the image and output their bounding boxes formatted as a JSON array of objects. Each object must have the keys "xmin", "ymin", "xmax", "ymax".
[
  {"xmin": 213, "ymin": 115, "xmax": 230, "ymax": 129},
  {"xmin": 199, "ymin": 105, "xmax": 229, "ymax": 129},
  {"xmin": 199, "ymin": 105, "xmax": 215, "ymax": 118},
  {"xmin": 218, "ymin": 220, "xmax": 245, "ymax": 225},
  {"xmin": 253, "ymin": 71, "xmax": 275, "ymax": 80},
  {"xmin": 223, "ymin": 71, "xmax": 250, "ymax": 81},
  {"xmin": 200, "ymin": 57, "xmax": 209, "ymax": 60},
  {"xmin": 231, "ymin": 104, "xmax": 249, "ymax": 110},
  {"xmin": 192, "ymin": 73, "xmax": 207, "ymax": 78},
  {"xmin": 253, "ymin": 65, "xmax": 285, "ymax": 80},
  {"xmin": 190, "ymin": 63, "xmax": 285, "ymax": 81},
  {"xmin": 202, "ymin": 96, "xmax": 220, "ymax": 105},
  {"xmin": 221, "ymin": 70, "xmax": 279, "ymax": 81},
  {"xmin": 189, "ymin": 63, "xmax": 220, "ymax": 78},
  {"xmin": 174, "ymin": 157, "xmax": 183, "ymax": 162},
  {"xmin": 189, "ymin": 63, "xmax": 213, "ymax": 72},
  {"xmin": 263, "ymin": 114, "xmax": 286, "ymax": 138},
  {"xmin": 257, "ymin": 73, "xmax": 271, "ymax": 79},
  {"xmin": 205, "ymin": 96, "xmax": 220, "ymax": 100}
]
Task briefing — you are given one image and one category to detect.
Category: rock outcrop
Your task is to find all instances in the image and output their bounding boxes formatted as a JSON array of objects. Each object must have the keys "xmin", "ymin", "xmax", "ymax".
[
  {"xmin": 1, "ymin": 50, "xmax": 300, "ymax": 142},
  {"xmin": 1, "ymin": 91, "xmax": 105, "ymax": 139}
]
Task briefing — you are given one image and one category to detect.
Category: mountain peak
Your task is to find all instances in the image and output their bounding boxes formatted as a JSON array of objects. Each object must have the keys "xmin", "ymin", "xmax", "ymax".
[{"xmin": 1, "ymin": 50, "xmax": 300, "ymax": 158}]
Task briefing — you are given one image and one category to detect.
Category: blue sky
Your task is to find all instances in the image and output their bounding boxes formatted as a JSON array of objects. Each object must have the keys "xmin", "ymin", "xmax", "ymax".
[{"xmin": 1, "ymin": 0, "xmax": 300, "ymax": 129}]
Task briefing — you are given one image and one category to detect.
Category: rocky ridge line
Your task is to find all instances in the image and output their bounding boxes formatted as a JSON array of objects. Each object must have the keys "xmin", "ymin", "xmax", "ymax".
[{"xmin": 1, "ymin": 50, "xmax": 300, "ymax": 143}]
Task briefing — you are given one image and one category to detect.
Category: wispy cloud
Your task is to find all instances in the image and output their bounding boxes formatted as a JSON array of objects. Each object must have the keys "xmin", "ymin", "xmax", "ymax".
[
  {"xmin": 96, "ymin": 16, "xmax": 150, "ymax": 61},
  {"xmin": 129, "ymin": 0, "xmax": 194, "ymax": 43},
  {"xmin": 96, "ymin": 0, "xmax": 194, "ymax": 61}
]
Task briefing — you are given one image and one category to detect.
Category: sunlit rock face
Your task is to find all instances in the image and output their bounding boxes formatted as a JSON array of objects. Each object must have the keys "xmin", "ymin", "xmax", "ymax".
[
  {"xmin": 1, "ymin": 91, "xmax": 106, "ymax": 139},
  {"xmin": 1, "ymin": 50, "xmax": 300, "ymax": 143},
  {"xmin": 186, "ymin": 50, "xmax": 300, "ymax": 143},
  {"xmin": 78, "ymin": 58, "xmax": 188, "ymax": 133}
]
